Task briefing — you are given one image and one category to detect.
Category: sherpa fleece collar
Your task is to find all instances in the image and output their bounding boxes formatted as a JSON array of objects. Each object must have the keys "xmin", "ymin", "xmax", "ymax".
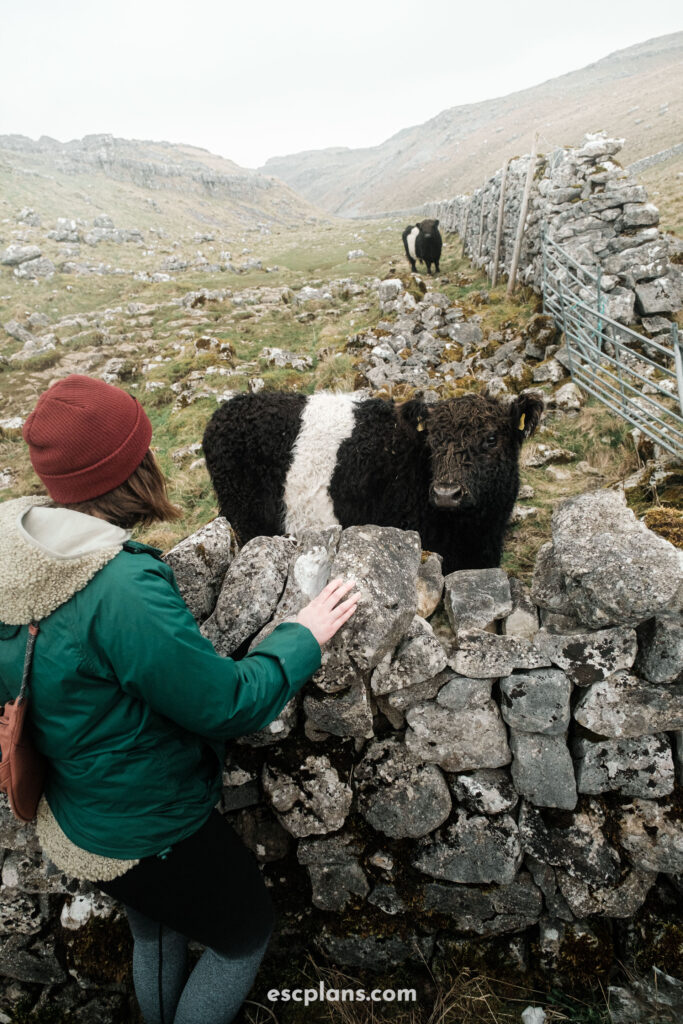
[{"xmin": 0, "ymin": 496, "xmax": 129, "ymax": 625}]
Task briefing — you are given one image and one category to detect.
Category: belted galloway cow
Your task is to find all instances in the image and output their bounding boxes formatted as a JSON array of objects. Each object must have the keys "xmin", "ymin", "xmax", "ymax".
[
  {"xmin": 403, "ymin": 219, "xmax": 443, "ymax": 275},
  {"xmin": 203, "ymin": 390, "xmax": 543, "ymax": 573}
]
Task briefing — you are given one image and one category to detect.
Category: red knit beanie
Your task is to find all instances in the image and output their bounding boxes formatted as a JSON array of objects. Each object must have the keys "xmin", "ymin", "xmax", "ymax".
[{"xmin": 22, "ymin": 375, "xmax": 153, "ymax": 502}]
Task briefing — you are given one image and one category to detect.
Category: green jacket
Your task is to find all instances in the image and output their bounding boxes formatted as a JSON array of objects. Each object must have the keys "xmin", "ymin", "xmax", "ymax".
[{"xmin": 0, "ymin": 497, "xmax": 320, "ymax": 858}]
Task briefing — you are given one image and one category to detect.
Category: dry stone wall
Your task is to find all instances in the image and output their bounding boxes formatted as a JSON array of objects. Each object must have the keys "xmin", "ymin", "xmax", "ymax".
[
  {"xmin": 1, "ymin": 490, "xmax": 681, "ymax": 1018},
  {"xmin": 424, "ymin": 133, "xmax": 682, "ymax": 328}
]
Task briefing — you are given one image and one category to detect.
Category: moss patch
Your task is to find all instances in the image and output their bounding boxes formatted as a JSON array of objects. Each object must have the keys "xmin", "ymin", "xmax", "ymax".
[
  {"xmin": 643, "ymin": 505, "xmax": 683, "ymax": 547},
  {"xmin": 62, "ymin": 914, "xmax": 133, "ymax": 987}
]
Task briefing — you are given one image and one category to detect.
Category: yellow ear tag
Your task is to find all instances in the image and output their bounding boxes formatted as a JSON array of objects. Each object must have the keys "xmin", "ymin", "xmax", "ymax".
[
  {"xmin": 518, "ymin": 412, "xmax": 526, "ymax": 432},
  {"xmin": 417, "ymin": 420, "xmax": 425, "ymax": 432}
]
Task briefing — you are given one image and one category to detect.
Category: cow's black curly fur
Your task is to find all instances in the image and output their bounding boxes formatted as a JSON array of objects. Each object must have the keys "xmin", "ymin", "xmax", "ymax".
[
  {"xmin": 202, "ymin": 390, "xmax": 543, "ymax": 572},
  {"xmin": 202, "ymin": 391, "xmax": 307, "ymax": 545}
]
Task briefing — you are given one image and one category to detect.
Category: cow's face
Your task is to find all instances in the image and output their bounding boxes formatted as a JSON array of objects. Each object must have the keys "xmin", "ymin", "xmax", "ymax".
[
  {"xmin": 422, "ymin": 392, "xmax": 543, "ymax": 512},
  {"xmin": 417, "ymin": 218, "xmax": 439, "ymax": 239}
]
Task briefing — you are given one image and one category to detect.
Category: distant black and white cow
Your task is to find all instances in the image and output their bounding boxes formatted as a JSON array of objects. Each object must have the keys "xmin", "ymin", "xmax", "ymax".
[
  {"xmin": 203, "ymin": 390, "xmax": 543, "ymax": 573},
  {"xmin": 402, "ymin": 219, "xmax": 443, "ymax": 275}
]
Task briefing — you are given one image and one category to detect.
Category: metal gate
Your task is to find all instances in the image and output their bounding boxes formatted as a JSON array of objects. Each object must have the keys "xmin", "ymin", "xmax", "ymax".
[{"xmin": 541, "ymin": 233, "xmax": 683, "ymax": 458}]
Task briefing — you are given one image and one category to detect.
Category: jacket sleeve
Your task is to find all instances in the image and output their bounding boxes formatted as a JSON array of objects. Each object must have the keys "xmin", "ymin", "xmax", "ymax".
[{"xmin": 84, "ymin": 555, "xmax": 321, "ymax": 742}]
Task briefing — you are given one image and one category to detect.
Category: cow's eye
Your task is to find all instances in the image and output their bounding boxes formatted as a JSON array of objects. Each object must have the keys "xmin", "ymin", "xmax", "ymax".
[{"xmin": 484, "ymin": 433, "xmax": 497, "ymax": 449}]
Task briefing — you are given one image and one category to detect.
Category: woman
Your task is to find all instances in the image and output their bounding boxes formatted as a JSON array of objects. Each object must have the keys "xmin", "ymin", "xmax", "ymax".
[{"xmin": 0, "ymin": 373, "xmax": 359, "ymax": 1024}]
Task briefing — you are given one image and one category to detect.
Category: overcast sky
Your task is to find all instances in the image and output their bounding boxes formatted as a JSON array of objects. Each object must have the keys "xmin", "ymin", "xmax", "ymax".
[{"xmin": 2, "ymin": 1, "xmax": 681, "ymax": 168}]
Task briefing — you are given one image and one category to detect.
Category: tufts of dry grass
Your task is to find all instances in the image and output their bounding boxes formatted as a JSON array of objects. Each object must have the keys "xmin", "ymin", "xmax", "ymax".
[
  {"xmin": 643, "ymin": 505, "xmax": 683, "ymax": 547},
  {"xmin": 239, "ymin": 954, "xmax": 610, "ymax": 1024}
]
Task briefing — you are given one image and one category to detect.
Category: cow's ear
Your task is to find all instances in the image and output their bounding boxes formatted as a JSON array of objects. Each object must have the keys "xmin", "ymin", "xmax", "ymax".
[
  {"xmin": 510, "ymin": 391, "xmax": 544, "ymax": 441},
  {"xmin": 434, "ymin": 219, "xmax": 440, "ymax": 227},
  {"xmin": 399, "ymin": 397, "xmax": 429, "ymax": 434}
]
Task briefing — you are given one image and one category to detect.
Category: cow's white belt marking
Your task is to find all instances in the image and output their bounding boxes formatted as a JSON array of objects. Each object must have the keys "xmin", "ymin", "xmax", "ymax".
[
  {"xmin": 284, "ymin": 394, "xmax": 357, "ymax": 534},
  {"xmin": 406, "ymin": 226, "xmax": 419, "ymax": 260}
]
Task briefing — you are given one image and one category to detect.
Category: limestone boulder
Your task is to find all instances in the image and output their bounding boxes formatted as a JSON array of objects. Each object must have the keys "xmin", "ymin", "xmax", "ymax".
[
  {"xmin": 518, "ymin": 800, "xmax": 621, "ymax": 885},
  {"xmin": 374, "ymin": 671, "xmax": 447, "ymax": 729},
  {"xmin": 164, "ymin": 517, "xmax": 236, "ymax": 623},
  {"xmin": 573, "ymin": 672, "xmax": 683, "ymax": 738},
  {"xmin": 448, "ymin": 769, "xmax": 518, "ymax": 815},
  {"xmin": 250, "ymin": 527, "xmax": 341, "ymax": 644},
  {"xmin": 314, "ymin": 526, "xmax": 421, "ymax": 693},
  {"xmin": 316, "ymin": 928, "xmax": 434, "ymax": 969},
  {"xmin": 543, "ymin": 490, "xmax": 683, "ymax": 628},
  {"xmin": 635, "ymin": 617, "xmax": 683, "ymax": 684},
  {"xmin": 419, "ymin": 872, "xmax": 542, "ymax": 935},
  {"xmin": 443, "ymin": 568, "xmax": 512, "ymax": 633},
  {"xmin": 534, "ymin": 626, "xmax": 638, "ymax": 685},
  {"xmin": 200, "ymin": 535, "xmax": 295, "ymax": 655},
  {"xmin": 635, "ymin": 272, "xmax": 682, "ymax": 315},
  {"xmin": 355, "ymin": 737, "xmax": 452, "ymax": 838},
  {"xmin": 503, "ymin": 578, "xmax": 539, "ymax": 641},
  {"xmin": 297, "ymin": 834, "xmax": 369, "ymax": 911},
  {"xmin": 262, "ymin": 755, "xmax": 352, "ymax": 837},
  {"xmin": 573, "ymin": 734, "xmax": 675, "ymax": 798},
  {"xmin": 500, "ymin": 668, "xmax": 572, "ymax": 734},
  {"xmin": 449, "ymin": 629, "xmax": 549, "ymax": 677},
  {"xmin": 0, "ymin": 890, "xmax": 42, "ymax": 936},
  {"xmin": 370, "ymin": 615, "xmax": 447, "ymax": 696},
  {"xmin": 556, "ymin": 867, "xmax": 656, "ymax": 918},
  {"xmin": 0, "ymin": 244, "xmax": 42, "ymax": 266},
  {"xmin": 14, "ymin": 257, "xmax": 55, "ymax": 279},
  {"xmin": 509, "ymin": 732, "xmax": 578, "ymax": 810},
  {"xmin": 303, "ymin": 680, "xmax": 373, "ymax": 739},
  {"xmin": 413, "ymin": 809, "xmax": 522, "ymax": 884},
  {"xmin": 405, "ymin": 694, "xmax": 511, "ymax": 772},
  {"xmin": 617, "ymin": 798, "xmax": 683, "ymax": 873},
  {"xmin": 417, "ymin": 552, "xmax": 444, "ymax": 618},
  {"xmin": 531, "ymin": 542, "xmax": 573, "ymax": 616}
]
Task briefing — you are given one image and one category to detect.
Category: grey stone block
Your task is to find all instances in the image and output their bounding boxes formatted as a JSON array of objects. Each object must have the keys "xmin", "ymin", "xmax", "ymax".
[
  {"xmin": 405, "ymin": 698, "xmax": 511, "ymax": 772},
  {"xmin": 413, "ymin": 809, "xmax": 522, "ymax": 884},
  {"xmin": 535, "ymin": 626, "xmax": 638, "ymax": 685},
  {"xmin": 635, "ymin": 617, "xmax": 683, "ymax": 684},
  {"xmin": 355, "ymin": 737, "xmax": 452, "ymax": 838},
  {"xmin": 509, "ymin": 732, "xmax": 578, "ymax": 809},
  {"xmin": 500, "ymin": 668, "xmax": 572, "ymax": 734},
  {"xmin": 573, "ymin": 672, "xmax": 683, "ymax": 738},
  {"xmin": 448, "ymin": 769, "xmax": 518, "ymax": 815},
  {"xmin": 443, "ymin": 568, "xmax": 512, "ymax": 632},
  {"xmin": 573, "ymin": 733, "xmax": 675, "ymax": 797}
]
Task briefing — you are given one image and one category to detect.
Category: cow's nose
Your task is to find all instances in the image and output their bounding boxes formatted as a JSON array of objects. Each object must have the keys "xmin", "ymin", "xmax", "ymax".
[{"xmin": 431, "ymin": 483, "xmax": 466, "ymax": 508}]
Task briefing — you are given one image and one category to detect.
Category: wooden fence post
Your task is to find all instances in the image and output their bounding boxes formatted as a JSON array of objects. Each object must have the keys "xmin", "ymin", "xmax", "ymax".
[
  {"xmin": 476, "ymin": 190, "xmax": 486, "ymax": 263},
  {"xmin": 460, "ymin": 204, "xmax": 471, "ymax": 258},
  {"xmin": 491, "ymin": 159, "xmax": 509, "ymax": 289},
  {"xmin": 507, "ymin": 135, "xmax": 538, "ymax": 297}
]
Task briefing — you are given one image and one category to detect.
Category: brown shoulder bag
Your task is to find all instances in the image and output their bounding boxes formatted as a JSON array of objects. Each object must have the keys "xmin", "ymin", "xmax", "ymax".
[{"xmin": 0, "ymin": 622, "xmax": 47, "ymax": 822}]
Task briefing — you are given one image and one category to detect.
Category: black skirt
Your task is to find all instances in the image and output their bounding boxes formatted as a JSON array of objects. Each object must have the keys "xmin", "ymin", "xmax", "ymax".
[{"xmin": 96, "ymin": 809, "xmax": 275, "ymax": 957}]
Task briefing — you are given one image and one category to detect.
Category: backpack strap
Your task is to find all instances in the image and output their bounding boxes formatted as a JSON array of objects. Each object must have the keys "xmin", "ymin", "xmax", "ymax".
[{"xmin": 17, "ymin": 622, "xmax": 40, "ymax": 705}]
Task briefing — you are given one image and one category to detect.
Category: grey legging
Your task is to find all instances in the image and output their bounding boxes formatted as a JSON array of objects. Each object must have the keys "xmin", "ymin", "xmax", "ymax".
[
  {"xmin": 125, "ymin": 904, "xmax": 271, "ymax": 1024},
  {"xmin": 97, "ymin": 811, "xmax": 276, "ymax": 1024}
]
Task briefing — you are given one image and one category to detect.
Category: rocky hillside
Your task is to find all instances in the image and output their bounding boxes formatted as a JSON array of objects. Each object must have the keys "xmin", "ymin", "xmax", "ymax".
[
  {"xmin": 261, "ymin": 32, "xmax": 683, "ymax": 215},
  {"xmin": 0, "ymin": 134, "xmax": 325, "ymax": 237}
]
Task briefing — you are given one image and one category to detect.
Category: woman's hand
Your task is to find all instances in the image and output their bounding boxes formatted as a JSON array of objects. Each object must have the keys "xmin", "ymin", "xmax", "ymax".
[{"xmin": 295, "ymin": 578, "xmax": 360, "ymax": 646}]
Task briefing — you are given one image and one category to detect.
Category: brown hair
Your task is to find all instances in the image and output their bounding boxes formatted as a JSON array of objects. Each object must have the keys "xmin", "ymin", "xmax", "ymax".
[{"xmin": 59, "ymin": 449, "xmax": 182, "ymax": 530}]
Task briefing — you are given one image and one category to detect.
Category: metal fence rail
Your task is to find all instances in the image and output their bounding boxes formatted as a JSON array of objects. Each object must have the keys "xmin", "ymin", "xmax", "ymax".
[{"xmin": 541, "ymin": 233, "xmax": 683, "ymax": 458}]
